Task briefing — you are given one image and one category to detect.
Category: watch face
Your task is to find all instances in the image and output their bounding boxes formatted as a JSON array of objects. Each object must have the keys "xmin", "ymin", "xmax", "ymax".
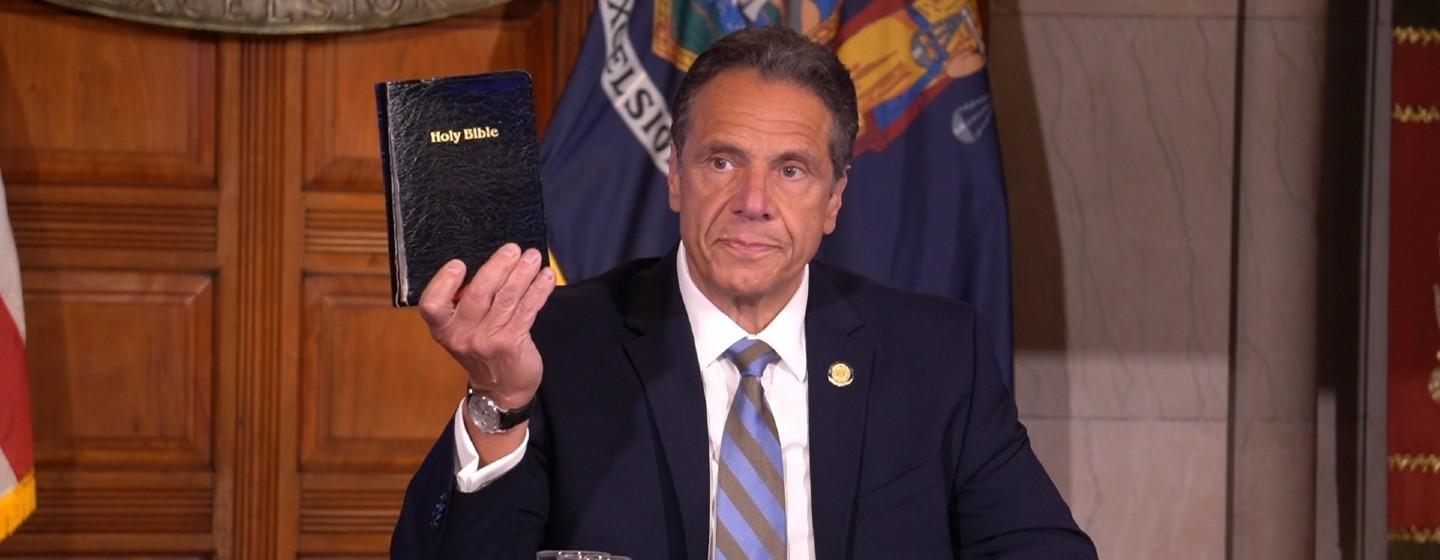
[{"xmin": 467, "ymin": 394, "xmax": 503, "ymax": 433}]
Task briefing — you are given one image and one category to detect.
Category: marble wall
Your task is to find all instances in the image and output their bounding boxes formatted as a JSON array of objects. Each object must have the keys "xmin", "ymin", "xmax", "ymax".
[
  {"xmin": 989, "ymin": 0, "xmax": 1368, "ymax": 557},
  {"xmin": 1231, "ymin": 1, "xmax": 1370, "ymax": 557}
]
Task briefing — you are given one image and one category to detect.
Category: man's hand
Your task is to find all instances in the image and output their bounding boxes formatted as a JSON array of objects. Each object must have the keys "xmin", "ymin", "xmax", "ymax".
[{"xmin": 420, "ymin": 243, "xmax": 557, "ymax": 410}]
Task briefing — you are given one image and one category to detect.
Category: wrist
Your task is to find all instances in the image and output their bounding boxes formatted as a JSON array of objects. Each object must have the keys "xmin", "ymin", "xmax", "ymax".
[
  {"xmin": 468, "ymin": 386, "xmax": 534, "ymax": 410},
  {"xmin": 465, "ymin": 386, "xmax": 535, "ymax": 434}
]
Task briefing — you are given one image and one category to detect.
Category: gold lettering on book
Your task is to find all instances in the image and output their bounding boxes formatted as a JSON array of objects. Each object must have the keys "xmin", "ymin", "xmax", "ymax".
[
  {"xmin": 464, "ymin": 126, "xmax": 500, "ymax": 140},
  {"xmin": 430, "ymin": 126, "xmax": 499, "ymax": 144},
  {"xmin": 429, "ymin": 130, "xmax": 460, "ymax": 144}
]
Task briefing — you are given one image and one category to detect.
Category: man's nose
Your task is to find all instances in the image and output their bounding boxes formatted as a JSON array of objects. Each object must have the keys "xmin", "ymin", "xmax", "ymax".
[{"xmin": 731, "ymin": 169, "xmax": 771, "ymax": 220}]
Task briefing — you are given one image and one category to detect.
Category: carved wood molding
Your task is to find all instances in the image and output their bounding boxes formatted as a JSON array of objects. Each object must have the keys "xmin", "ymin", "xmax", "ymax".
[
  {"xmin": 227, "ymin": 39, "xmax": 303, "ymax": 560},
  {"xmin": 302, "ymin": 192, "xmax": 388, "ymax": 274},
  {"xmin": 5, "ymin": 186, "xmax": 222, "ymax": 269},
  {"xmin": 24, "ymin": 472, "xmax": 214, "ymax": 534},
  {"xmin": 0, "ymin": 471, "xmax": 214, "ymax": 554},
  {"xmin": 306, "ymin": 199, "xmax": 387, "ymax": 255},
  {"xmin": 300, "ymin": 486, "xmax": 404, "ymax": 534},
  {"xmin": 38, "ymin": 0, "xmax": 513, "ymax": 35},
  {"xmin": 296, "ymin": 472, "xmax": 409, "ymax": 555},
  {"xmin": 8, "ymin": 189, "xmax": 218, "ymax": 253}
]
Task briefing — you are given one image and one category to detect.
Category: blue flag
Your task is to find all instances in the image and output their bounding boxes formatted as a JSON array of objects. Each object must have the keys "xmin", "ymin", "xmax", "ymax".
[{"xmin": 540, "ymin": 0, "xmax": 1014, "ymax": 386}]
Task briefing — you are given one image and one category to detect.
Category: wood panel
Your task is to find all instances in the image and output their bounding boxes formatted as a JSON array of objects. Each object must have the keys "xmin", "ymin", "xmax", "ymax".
[
  {"xmin": 300, "ymin": 275, "xmax": 464, "ymax": 472},
  {"xmin": 295, "ymin": 472, "xmax": 410, "ymax": 553},
  {"xmin": 302, "ymin": 3, "xmax": 557, "ymax": 192},
  {"xmin": 0, "ymin": 2, "xmax": 230, "ymax": 556},
  {"xmin": 23, "ymin": 270, "xmax": 214, "ymax": 468},
  {"xmin": 0, "ymin": 0, "xmax": 591, "ymax": 557},
  {"xmin": 0, "ymin": 4, "xmax": 216, "ymax": 187}
]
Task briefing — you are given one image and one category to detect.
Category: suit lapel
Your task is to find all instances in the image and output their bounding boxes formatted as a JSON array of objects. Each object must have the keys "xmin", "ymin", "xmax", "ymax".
[
  {"xmin": 621, "ymin": 253, "xmax": 710, "ymax": 560},
  {"xmin": 805, "ymin": 267, "xmax": 874, "ymax": 560}
]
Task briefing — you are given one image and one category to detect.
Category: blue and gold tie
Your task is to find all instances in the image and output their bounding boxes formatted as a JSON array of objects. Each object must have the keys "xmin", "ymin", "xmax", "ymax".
[{"xmin": 715, "ymin": 338, "xmax": 786, "ymax": 560}]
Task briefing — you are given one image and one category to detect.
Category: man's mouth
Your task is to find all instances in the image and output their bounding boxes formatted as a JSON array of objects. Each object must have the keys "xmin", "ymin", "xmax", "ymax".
[{"xmin": 717, "ymin": 238, "xmax": 778, "ymax": 256}]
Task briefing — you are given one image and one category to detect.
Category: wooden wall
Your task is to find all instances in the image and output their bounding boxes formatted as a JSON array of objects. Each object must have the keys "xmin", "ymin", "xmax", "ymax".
[{"xmin": 0, "ymin": 1, "xmax": 592, "ymax": 557}]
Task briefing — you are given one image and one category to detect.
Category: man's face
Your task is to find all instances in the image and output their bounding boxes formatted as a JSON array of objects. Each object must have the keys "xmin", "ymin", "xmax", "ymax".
[{"xmin": 668, "ymin": 69, "xmax": 847, "ymax": 303}]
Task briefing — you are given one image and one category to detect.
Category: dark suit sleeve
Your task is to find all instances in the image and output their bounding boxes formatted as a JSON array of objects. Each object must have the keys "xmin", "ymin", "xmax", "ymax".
[
  {"xmin": 949, "ymin": 318, "xmax": 1098, "ymax": 559},
  {"xmin": 391, "ymin": 407, "xmax": 550, "ymax": 559}
]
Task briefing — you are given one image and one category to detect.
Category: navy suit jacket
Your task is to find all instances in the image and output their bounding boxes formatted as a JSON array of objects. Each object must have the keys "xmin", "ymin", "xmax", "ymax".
[{"xmin": 392, "ymin": 252, "xmax": 1096, "ymax": 559}]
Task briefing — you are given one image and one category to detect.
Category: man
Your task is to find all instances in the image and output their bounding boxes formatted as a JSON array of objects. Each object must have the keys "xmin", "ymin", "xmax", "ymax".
[{"xmin": 393, "ymin": 26, "xmax": 1095, "ymax": 559}]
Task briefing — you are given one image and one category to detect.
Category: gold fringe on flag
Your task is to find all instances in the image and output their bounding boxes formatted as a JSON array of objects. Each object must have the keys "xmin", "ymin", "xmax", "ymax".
[
  {"xmin": 1394, "ymin": 104, "xmax": 1440, "ymax": 124},
  {"xmin": 1390, "ymin": 453, "xmax": 1440, "ymax": 474},
  {"xmin": 1392, "ymin": 527, "xmax": 1440, "ymax": 544},
  {"xmin": 1395, "ymin": 26, "xmax": 1440, "ymax": 46},
  {"xmin": 0, "ymin": 472, "xmax": 35, "ymax": 540}
]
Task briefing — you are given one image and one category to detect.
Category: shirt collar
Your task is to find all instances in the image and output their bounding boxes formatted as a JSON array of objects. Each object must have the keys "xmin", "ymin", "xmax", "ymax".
[{"xmin": 676, "ymin": 244, "xmax": 808, "ymax": 382}]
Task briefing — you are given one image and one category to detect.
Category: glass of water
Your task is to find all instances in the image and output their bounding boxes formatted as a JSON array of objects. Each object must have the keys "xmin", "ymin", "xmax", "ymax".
[{"xmin": 536, "ymin": 551, "xmax": 630, "ymax": 560}]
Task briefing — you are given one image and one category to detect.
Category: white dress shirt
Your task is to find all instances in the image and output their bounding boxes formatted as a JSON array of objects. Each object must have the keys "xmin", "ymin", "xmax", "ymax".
[{"xmin": 452, "ymin": 246, "xmax": 816, "ymax": 558}]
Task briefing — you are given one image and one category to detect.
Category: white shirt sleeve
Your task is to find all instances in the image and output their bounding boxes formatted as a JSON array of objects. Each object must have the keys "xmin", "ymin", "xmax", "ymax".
[{"xmin": 452, "ymin": 398, "xmax": 529, "ymax": 493}]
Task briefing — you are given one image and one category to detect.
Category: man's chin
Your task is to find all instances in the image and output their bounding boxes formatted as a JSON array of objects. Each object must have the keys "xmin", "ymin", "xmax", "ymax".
[{"xmin": 710, "ymin": 272, "xmax": 799, "ymax": 302}]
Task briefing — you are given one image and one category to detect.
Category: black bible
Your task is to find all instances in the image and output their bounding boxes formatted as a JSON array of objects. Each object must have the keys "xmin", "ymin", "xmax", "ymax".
[{"xmin": 376, "ymin": 71, "xmax": 548, "ymax": 307}]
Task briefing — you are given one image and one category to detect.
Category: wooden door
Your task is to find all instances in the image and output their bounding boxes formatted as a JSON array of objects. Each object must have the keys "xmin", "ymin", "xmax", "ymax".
[{"xmin": 0, "ymin": 1, "xmax": 592, "ymax": 557}]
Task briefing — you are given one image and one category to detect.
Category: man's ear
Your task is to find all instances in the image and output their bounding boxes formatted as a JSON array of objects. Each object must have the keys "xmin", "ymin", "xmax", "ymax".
[
  {"xmin": 667, "ymin": 142, "xmax": 681, "ymax": 213},
  {"xmin": 823, "ymin": 172, "xmax": 848, "ymax": 235}
]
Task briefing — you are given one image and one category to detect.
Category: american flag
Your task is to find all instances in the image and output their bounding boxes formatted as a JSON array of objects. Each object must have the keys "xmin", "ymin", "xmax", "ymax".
[{"xmin": 0, "ymin": 168, "xmax": 34, "ymax": 540}]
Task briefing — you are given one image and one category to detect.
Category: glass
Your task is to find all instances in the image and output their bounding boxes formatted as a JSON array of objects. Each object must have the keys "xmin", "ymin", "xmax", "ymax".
[{"xmin": 535, "ymin": 551, "xmax": 631, "ymax": 560}]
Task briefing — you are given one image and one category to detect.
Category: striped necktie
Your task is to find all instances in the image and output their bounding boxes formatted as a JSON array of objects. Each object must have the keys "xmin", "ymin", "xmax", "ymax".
[{"xmin": 715, "ymin": 338, "xmax": 786, "ymax": 560}]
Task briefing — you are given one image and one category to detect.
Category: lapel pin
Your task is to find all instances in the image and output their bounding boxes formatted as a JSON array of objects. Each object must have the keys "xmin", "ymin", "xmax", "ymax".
[{"xmin": 827, "ymin": 362, "xmax": 854, "ymax": 387}]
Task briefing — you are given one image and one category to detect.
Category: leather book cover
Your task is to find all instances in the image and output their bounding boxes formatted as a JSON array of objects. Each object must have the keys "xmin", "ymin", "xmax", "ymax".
[{"xmin": 376, "ymin": 71, "xmax": 548, "ymax": 307}]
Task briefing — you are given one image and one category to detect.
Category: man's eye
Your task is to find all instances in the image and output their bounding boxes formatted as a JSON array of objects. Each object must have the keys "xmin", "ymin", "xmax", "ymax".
[
  {"xmin": 781, "ymin": 166, "xmax": 805, "ymax": 179},
  {"xmin": 709, "ymin": 158, "xmax": 733, "ymax": 171}
]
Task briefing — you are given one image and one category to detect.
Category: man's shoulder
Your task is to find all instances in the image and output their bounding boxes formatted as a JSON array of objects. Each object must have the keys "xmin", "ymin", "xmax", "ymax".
[
  {"xmin": 534, "ymin": 256, "xmax": 667, "ymax": 329},
  {"xmin": 552, "ymin": 255, "xmax": 663, "ymax": 300},
  {"xmin": 809, "ymin": 259, "xmax": 980, "ymax": 328}
]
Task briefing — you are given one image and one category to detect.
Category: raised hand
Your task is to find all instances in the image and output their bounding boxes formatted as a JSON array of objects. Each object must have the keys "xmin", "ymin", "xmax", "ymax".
[{"xmin": 419, "ymin": 243, "xmax": 557, "ymax": 410}]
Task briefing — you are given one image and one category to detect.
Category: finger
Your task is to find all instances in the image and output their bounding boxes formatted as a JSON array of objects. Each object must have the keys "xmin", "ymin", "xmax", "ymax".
[
  {"xmin": 453, "ymin": 243, "xmax": 521, "ymax": 327},
  {"xmin": 507, "ymin": 266, "xmax": 557, "ymax": 335},
  {"xmin": 481, "ymin": 247, "xmax": 544, "ymax": 331},
  {"xmin": 418, "ymin": 259, "xmax": 465, "ymax": 330}
]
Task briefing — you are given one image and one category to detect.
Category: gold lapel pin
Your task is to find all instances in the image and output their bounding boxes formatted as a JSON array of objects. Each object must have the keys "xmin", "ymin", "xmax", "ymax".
[{"xmin": 827, "ymin": 362, "xmax": 854, "ymax": 387}]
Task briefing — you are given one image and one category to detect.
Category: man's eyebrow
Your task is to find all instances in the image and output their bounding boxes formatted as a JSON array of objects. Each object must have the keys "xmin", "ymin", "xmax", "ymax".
[
  {"xmin": 699, "ymin": 141, "xmax": 750, "ymax": 162},
  {"xmin": 775, "ymin": 150, "xmax": 821, "ymax": 167}
]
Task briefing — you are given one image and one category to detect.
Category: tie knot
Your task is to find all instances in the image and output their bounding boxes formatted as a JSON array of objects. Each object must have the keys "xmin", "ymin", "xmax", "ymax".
[{"xmin": 724, "ymin": 338, "xmax": 780, "ymax": 378}]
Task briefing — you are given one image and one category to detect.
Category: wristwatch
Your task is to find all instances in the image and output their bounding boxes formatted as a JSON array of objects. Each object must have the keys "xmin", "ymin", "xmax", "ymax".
[{"xmin": 465, "ymin": 386, "xmax": 534, "ymax": 434}]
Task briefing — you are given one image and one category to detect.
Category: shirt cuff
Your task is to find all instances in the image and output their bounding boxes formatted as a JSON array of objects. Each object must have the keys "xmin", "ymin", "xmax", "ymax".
[{"xmin": 452, "ymin": 397, "xmax": 529, "ymax": 493}]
